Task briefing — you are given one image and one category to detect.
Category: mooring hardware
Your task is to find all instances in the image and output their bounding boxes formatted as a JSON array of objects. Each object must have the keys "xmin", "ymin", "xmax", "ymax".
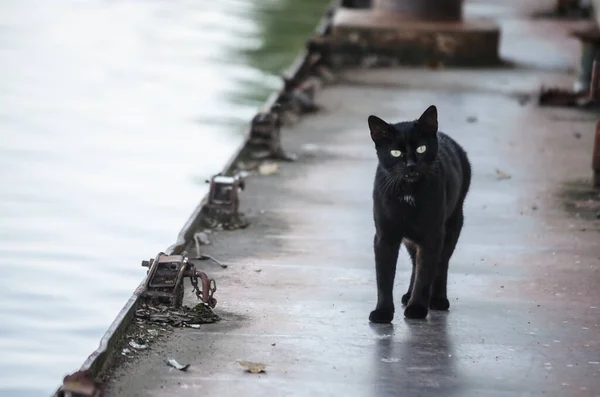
[
  {"xmin": 205, "ymin": 171, "xmax": 247, "ymax": 217},
  {"xmin": 540, "ymin": 29, "xmax": 600, "ymax": 108},
  {"xmin": 56, "ymin": 370, "xmax": 103, "ymax": 397},
  {"xmin": 250, "ymin": 111, "xmax": 283, "ymax": 158},
  {"xmin": 249, "ymin": 110, "xmax": 296, "ymax": 161},
  {"xmin": 141, "ymin": 251, "xmax": 217, "ymax": 309}
]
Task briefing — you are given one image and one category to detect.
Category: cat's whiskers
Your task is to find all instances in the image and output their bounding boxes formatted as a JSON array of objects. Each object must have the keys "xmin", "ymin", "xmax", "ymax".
[{"xmin": 377, "ymin": 172, "xmax": 402, "ymax": 197}]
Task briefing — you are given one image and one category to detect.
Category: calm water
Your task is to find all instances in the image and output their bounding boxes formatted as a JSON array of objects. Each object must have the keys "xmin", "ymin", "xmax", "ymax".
[{"xmin": 0, "ymin": 1, "xmax": 326, "ymax": 395}]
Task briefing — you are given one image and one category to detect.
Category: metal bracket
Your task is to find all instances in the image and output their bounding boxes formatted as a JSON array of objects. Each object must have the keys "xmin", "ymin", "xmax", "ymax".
[
  {"xmin": 540, "ymin": 28, "xmax": 600, "ymax": 107},
  {"xmin": 539, "ymin": 60, "xmax": 600, "ymax": 108},
  {"xmin": 205, "ymin": 171, "xmax": 246, "ymax": 217},
  {"xmin": 56, "ymin": 370, "xmax": 103, "ymax": 397},
  {"xmin": 141, "ymin": 251, "xmax": 217, "ymax": 309},
  {"xmin": 249, "ymin": 110, "xmax": 296, "ymax": 161},
  {"xmin": 555, "ymin": 0, "xmax": 592, "ymax": 18}
]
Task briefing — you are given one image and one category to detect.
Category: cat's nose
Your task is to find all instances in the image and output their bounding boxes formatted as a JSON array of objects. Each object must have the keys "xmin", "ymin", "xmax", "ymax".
[{"xmin": 406, "ymin": 160, "xmax": 416, "ymax": 171}]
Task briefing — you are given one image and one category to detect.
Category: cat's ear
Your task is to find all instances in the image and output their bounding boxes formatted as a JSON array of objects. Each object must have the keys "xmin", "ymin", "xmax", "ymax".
[
  {"xmin": 416, "ymin": 105, "xmax": 438, "ymax": 136},
  {"xmin": 368, "ymin": 115, "xmax": 392, "ymax": 143}
]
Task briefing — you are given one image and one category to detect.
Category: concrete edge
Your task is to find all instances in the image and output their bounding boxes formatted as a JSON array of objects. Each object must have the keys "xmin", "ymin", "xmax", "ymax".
[{"xmin": 51, "ymin": 2, "xmax": 339, "ymax": 396}]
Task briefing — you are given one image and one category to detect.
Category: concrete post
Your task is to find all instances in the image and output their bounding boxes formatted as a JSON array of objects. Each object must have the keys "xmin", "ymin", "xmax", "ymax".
[{"xmin": 373, "ymin": 0, "xmax": 464, "ymax": 21}]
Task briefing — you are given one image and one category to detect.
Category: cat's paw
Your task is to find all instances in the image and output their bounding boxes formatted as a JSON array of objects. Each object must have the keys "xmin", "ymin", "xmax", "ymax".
[
  {"xmin": 369, "ymin": 307, "xmax": 394, "ymax": 323},
  {"xmin": 401, "ymin": 293, "xmax": 411, "ymax": 306},
  {"xmin": 430, "ymin": 297, "xmax": 450, "ymax": 311},
  {"xmin": 404, "ymin": 303, "xmax": 428, "ymax": 319}
]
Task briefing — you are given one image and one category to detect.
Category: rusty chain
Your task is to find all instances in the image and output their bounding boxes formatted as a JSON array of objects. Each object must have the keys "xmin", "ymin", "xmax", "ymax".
[{"xmin": 189, "ymin": 266, "xmax": 217, "ymax": 308}]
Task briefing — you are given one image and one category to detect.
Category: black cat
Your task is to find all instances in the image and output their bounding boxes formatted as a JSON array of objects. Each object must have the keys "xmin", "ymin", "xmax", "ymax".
[{"xmin": 367, "ymin": 105, "xmax": 471, "ymax": 322}]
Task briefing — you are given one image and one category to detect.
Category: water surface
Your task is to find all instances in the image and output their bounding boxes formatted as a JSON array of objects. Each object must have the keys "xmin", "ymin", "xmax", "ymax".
[{"xmin": 0, "ymin": 1, "xmax": 326, "ymax": 395}]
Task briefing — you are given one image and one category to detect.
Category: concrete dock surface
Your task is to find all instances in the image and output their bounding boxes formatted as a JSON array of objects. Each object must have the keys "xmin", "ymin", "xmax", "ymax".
[{"xmin": 104, "ymin": 1, "xmax": 600, "ymax": 396}]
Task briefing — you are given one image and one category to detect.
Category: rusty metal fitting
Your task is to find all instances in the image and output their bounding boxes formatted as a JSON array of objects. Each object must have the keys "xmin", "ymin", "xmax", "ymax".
[
  {"xmin": 205, "ymin": 172, "xmax": 246, "ymax": 216},
  {"xmin": 373, "ymin": 0, "xmax": 464, "ymax": 21},
  {"xmin": 539, "ymin": 87, "xmax": 585, "ymax": 107},
  {"xmin": 56, "ymin": 370, "xmax": 103, "ymax": 397},
  {"xmin": 249, "ymin": 111, "xmax": 296, "ymax": 161},
  {"xmin": 306, "ymin": 35, "xmax": 331, "ymax": 55},
  {"xmin": 556, "ymin": 0, "xmax": 591, "ymax": 17},
  {"xmin": 281, "ymin": 73, "xmax": 322, "ymax": 115},
  {"xmin": 250, "ymin": 111, "xmax": 280, "ymax": 145},
  {"xmin": 593, "ymin": 121, "xmax": 600, "ymax": 187},
  {"xmin": 188, "ymin": 267, "xmax": 217, "ymax": 308},
  {"xmin": 141, "ymin": 252, "xmax": 188, "ymax": 307},
  {"xmin": 141, "ymin": 251, "xmax": 218, "ymax": 309}
]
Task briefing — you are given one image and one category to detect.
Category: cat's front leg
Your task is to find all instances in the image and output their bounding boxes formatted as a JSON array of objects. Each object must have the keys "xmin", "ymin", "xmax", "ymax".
[
  {"xmin": 404, "ymin": 232, "xmax": 444, "ymax": 319},
  {"xmin": 369, "ymin": 233, "xmax": 401, "ymax": 324}
]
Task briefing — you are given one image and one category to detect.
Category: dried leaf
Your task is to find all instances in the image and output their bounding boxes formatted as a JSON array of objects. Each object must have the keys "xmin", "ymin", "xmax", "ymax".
[{"xmin": 238, "ymin": 361, "xmax": 266, "ymax": 373}]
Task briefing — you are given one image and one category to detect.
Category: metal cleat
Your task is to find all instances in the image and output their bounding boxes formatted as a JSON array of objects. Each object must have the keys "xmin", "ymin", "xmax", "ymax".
[
  {"xmin": 205, "ymin": 171, "xmax": 246, "ymax": 216},
  {"xmin": 249, "ymin": 110, "xmax": 296, "ymax": 161},
  {"xmin": 56, "ymin": 370, "xmax": 103, "ymax": 397},
  {"xmin": 141, "ymin": 251, "xmax": 217, "ymax": 309}
]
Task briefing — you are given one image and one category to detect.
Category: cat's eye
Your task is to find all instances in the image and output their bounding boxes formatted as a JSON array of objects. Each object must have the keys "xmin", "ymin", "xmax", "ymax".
[
  {"xmin": 416, "ymin": 145, "xmax": 427, "ymax": 154},
  {"xmin": 390, "ymin": 150, "xmax": 402, "ymax": 157}
]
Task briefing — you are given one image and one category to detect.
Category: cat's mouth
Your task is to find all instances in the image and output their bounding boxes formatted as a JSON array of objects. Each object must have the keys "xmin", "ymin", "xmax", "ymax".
[{"xmin": 403, "ymin": 172, "xmax": 420, "ymax": 182}]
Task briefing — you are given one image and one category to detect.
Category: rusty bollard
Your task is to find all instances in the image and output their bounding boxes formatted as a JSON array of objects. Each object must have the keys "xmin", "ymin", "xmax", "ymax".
[{"xmin": 593, "ymin": 121, "xmax": 600, "ymax": 187}]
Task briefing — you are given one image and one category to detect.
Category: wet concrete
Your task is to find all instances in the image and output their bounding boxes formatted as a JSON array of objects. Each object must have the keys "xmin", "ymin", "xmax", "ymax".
[{"xmin": 105, "ymin": 2, "xmax": 600, "ymax": 396}]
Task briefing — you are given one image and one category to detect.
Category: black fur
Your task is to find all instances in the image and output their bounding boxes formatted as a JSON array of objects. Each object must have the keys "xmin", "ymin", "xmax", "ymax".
[{"xmin": 367, "ymin": 105, "xmax": 471, "ymax": 322}]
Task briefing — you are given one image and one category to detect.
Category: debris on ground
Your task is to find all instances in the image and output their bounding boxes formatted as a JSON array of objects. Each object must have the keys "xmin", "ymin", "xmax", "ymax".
[
  {"xmin": 196, "ymin": 253, "xmax": 228, "ymax": 269},
  {"xmin": 194, "ymin": 231, "xmax": 211, "ymax": 246},
  {"xmin": 118, "ymin": 321, "xmax": 168, "ymax": 360},
  {"xmin": 495, "ymin": 169, "xmax": 512, "ymax": 180},
  {"xmin": 258, "ymin": 162, "xmax": 280, "ymax": 175},
  {"xmin": 467, "ymin": 116, "xmax": 478, "ymax": 123},
  {"xmin": 166, "ymin": 358, "xmax": 190, "ymax": 371},
  {"xmin": 193, "ymin": 232, "xmax": 212, "ymax": 258},
  {"xmin": 201, "ymin": 212, "xmax": 250, "ymax": 231},
  {"xmin": 559, "ymin": 183, "xmax": 600, "ymax": 222},
  {"xmin": 237, "ymin": 160, "xmax": 260, "ymax": 171},
  {"xmin": 128, "ymin": 340, "xmax": 148, "ymax": 350},
  {"xmin": 574, "ymin": 132, "xmax": 582, "ymax": 139},
  {"xmin": 238, "ymin": 361, "xmax": 266, "ymax": 374},
  {"xmin": 135, "ymin": 302, "xmax": 220, "ymax": 328}
]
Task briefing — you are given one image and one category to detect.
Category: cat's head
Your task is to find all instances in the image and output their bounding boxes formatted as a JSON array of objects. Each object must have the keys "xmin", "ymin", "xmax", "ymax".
[{"xmin": 368, "ymin": 105, "xmax": 439, "ymax": 183}]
